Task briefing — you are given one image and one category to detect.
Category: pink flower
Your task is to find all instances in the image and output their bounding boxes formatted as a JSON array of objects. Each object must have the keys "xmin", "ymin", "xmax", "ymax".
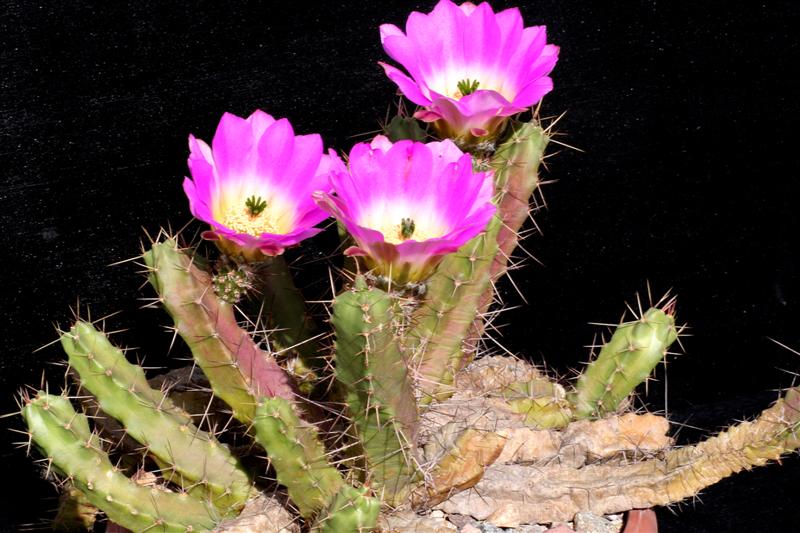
[
  {"xmin": 380, "ymin": 0, "xmax": 559, "ymax": 143},
  {"xmin": 184, "ymin": 110, "xmax": 333, "ymax": 261},
  {"xmin": 314, "ymin": 136, "xmax": 496, "ymax": 285}
]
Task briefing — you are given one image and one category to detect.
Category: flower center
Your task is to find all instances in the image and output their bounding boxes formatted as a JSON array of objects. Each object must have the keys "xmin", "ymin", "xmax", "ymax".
[
  {"xmin": 220, "ymin": 195, "xmax": 283, "ymax": 236},
  {"xmin": 454, "ymin": 78, "xmax": 480, "ymax": 98},
  {"xmin": 376, "ymin": 216, "xmax": 443, "ymax": 244}
]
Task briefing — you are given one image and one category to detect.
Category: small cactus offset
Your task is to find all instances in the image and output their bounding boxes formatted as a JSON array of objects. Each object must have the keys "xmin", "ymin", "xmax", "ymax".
[
  {"xmin": 16, "ymin": 2, "xmax": 799, "ymax": 532},
  {"xmin": 569, "ymin": 304, "xmax": 679, "ymax": 419}
]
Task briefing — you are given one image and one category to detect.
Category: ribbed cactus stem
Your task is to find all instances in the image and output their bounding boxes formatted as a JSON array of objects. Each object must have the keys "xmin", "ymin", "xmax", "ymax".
[
  {"xmin": 251, "ymin": 256, "xmax": 321, "ymax": 371},
  {"xmin": 470, "ymin": 121, "xmax": 549, "ymax": 342},
  {"xmin": 253, "ymin": 397, "xmax": 344, "ymax": 518},
  {"xmin": 311, "ymin": 486, "xmax": 380, "ymax": 533},
  {"xmin": 570, "ymin": 306, "xmax": 678, "ymax": 419},
  {"xmin": 332, "ymin": 276, "xmax": 418, "ymax": 505},
  {"xmin": 408, "ymin": 221, "xmax": 497, "ymax": 405},
  {"xmin": 62, "ymin": 321, "xmax": 251, "ymax": 513},
  {"xmin": 143, "ymin": 238, "xmax": 297, "ymax": 423},
  {"xmin": 408, "ymin": 120, "xmax": 548, "ymax": 405},
  {"xmin": 22, "ymin": 392, "xmax": 219, "ymax": 532}
]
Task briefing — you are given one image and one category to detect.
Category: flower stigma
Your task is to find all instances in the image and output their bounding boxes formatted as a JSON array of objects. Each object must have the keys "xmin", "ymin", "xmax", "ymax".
[
  {"xmin": 372, "ymin": 215, "xmax": 444, "ymax": 244},
  {"xmin": 400, "ymin": 218, "xmax": 416, "ymax": 240},
  {"xmin": 245, "ymin": 195, "xmax": 268, "ymax": 216},
  {"xmin": 455, "ymin": 78, "xmax": 480, "ymax": 98}
]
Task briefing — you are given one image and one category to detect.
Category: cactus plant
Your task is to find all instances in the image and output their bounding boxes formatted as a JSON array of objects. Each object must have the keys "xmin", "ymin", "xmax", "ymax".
[{"xmin": 15, "ymin": 1, "xmax": 800, "ymax": 532}]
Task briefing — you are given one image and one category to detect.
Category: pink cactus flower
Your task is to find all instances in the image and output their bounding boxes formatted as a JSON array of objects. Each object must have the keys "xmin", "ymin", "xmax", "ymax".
[
  {"xmin": 380, "ymin": 0, "xmax": 559, "ymax": 143},
  {"xmin": 314, "ymin": 135, "xmax": 496, "ymax": 285},
  {"xmin": 183, "ymin": 110, "xmax": 333, "ymax": 261}
]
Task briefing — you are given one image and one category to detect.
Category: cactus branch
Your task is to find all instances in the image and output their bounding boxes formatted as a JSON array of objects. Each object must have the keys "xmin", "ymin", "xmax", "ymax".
[
  {"xmin": 143, "ymin": 238, "xmax": 297, "ymax": 423},
  {"xmin": 62, "ymin": 320, "xmax": 252, "ymax": 513},
  {"xmin": 22, "ymin": 392, "xmax": 219, "ymax": 532},
  {"xmin": 253, "ymin": 397, "xmax": 344, "ymax": 518},
  {"xmin": 332, "ymin": 277, "xmax": 418, "ymax": 504}
]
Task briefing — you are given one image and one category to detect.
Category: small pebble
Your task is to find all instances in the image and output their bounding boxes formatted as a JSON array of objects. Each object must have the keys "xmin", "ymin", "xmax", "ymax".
[{"xmin": 461, "ymin": 525, "xmax": 482, "ymax": 533}]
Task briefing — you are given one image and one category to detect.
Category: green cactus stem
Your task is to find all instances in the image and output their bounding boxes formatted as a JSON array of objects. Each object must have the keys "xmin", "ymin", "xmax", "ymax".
[
  {"xmin": 408, "ymin": 120, "xmax": 548, "ymax": 406},
  {"xmin": 62, "ymin": 320, "xmax": 251, "ymax": 513},
  {"xmin": 249, "ymin": 256, "xmax": 322, "ymax": 372},
  {"xmin": 332, "ymin": 276, "xmax": 418, "ymax": 505},
  {"xmin": 253, "ymin": 397, "xmax": 344, "ymax": 518},
  {"xmin": 407, "ymin": 222, "xmax": 497, "ymax": 405},
  {"xmin": 569, "ymin": 305, "xmax": 678, "ymax": 419},
  {"xmin": 311, "ymin": 486, "xmax": 380, "ymax": 533},
  {"xmin": 22, "ymin": 392, "xmax": 219, "ymax": 532},
  {"xmin": 469, "ymin": 120, "xmax": 549, "ymax": 343},
  {"xmin": 143, "ymin": 237, "xmax": 297, "ymax": 424}
]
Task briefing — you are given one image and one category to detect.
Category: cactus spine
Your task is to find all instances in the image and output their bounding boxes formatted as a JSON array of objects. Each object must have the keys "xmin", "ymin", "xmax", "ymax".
[
  {"xmin": 332, "ymin": 276, "xmax": 418, "ymax": 505},
  {"xmin": 570, "ymin": 306, "xmax": 678, "ymax": 419},
  {"xmin": 22, "ymin": 392, "xmax": 219, "ymax": 532}
]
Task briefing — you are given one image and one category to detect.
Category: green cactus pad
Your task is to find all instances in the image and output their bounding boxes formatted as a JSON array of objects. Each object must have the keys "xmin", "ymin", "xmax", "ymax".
[
  {"xmin": 23, "ymin": 392, "xmax": 219, "ymax": 533},
  {"xmin": 311, "ymin": 486, "xmax": 380, "ymax": 533},
  {"xmin": 62, "ymin": 321, "xmax": 252, "ymax": 514},
  {"xmin": 143, "ymin": 238, "xmax": 296, "ymax": 423},
  {"xmin": 253, "ymin": 397, "xmax": 344, "ymax": 518},
  {"xmin": 332, "ymin": 277, "xmax": 418, "ymax": 505},
  {"xmin": 570, "ymin": 306, "xmax": 678, "ymax": 419}
]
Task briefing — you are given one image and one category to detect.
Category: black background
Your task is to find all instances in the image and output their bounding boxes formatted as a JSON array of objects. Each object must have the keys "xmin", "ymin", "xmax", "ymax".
[{"xmin": 2, "ymin": 1, "xmax": 799, "ymax": 531}]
